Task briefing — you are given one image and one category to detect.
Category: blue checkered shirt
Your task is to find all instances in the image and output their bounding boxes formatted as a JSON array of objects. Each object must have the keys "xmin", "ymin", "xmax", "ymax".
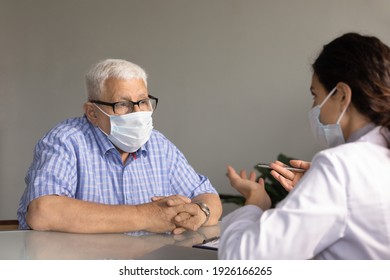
[{"xmin": 17, "ymin": 116, "xmax": 217, "ymax": 229}]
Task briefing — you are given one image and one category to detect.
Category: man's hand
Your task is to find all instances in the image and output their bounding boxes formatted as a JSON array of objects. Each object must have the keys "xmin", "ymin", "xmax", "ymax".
[
  {"xmin": 151, "ymin": 195, "xmax": 209, "ymax": 234},
  {"xmin": 142, "ymin": 195, "xmax": 192, "ymax": 234},
  {"xmin": 151, "ymin": 193, "xmax": 222, "ymax": 235},
  {"xmin": 26, "ymin": 195, "xmax": 198, "ymax": 234},
  {"xmin": 172, "ymin": 202, "xmax": 208, "ymax": 233}
]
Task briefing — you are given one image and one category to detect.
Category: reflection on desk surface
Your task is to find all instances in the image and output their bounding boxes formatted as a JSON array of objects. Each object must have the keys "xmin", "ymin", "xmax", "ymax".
[
  {"xmin": 138, "ymin": 244, "xmax": 217, "ymax": 260},
  {"xmin": 0, "ymin": 224, "xmax": 220, "ymax": 260}
]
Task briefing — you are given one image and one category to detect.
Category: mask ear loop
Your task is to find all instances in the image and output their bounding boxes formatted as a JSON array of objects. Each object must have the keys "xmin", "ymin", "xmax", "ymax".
[
  {"xmin": 93, "ymin": 103, "xmax": 111, "ymax": 117},
  {"xmin": 319, "ymin": 87, "xmax": 338, "ymax": 108},
  {"xmin": 92, "ymin": 103, "xmax": 111, "ymax": 135},
  {"xmin": 336, "ymin": 98, "xmax": 350, "ymax": 124}
]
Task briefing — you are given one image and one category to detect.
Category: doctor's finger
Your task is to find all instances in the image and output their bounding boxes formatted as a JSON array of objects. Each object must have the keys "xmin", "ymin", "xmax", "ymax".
[
  {"xmin": 270, "ymin": 170, "xmax": 294, "ymax": 192},
  {"xmin": 290, "ymin": 160, "xmax": 311, "ymax": 170},
  {"xmin": 239, "ymin": 169, "xmax": 248, "ymax": 179},
  {"xmin": 226, "ymin": 166, "xmax": 241, "ymax": 184},
  {"xmin": 249, "ymin": 170, "xmax": 257, "ymax": 181},
  {"xmin": 226, "ymin": 165, "xmax": 239, "ymax": 179},
  {"xmin": 269, "ymin": 162, "xmax": 295, "ymax": 179},
  {"xmin": 273, "ymin": 160, "xmax": 285, "ymax": 167}
]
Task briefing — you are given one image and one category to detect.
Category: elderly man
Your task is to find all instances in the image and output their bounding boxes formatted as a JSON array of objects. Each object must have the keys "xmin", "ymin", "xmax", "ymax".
[{"xmin": 18, "ymin": 59, "xmax": 222, "ymax": 234}]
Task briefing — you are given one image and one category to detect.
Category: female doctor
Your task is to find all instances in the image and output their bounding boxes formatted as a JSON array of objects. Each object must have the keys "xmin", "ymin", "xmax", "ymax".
[{"xmin": 219, "ymin": 32, "xmax": 390, "ymax": 260}]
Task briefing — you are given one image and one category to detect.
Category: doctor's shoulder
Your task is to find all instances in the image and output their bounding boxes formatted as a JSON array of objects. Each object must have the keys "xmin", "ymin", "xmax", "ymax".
[
  {"xmin": 311, "ymin": 143, "xmax": 359, "ymax": 166},
  {"xmin": 311, "ymin": 141, "xmax": 378, "ymax": 172}
]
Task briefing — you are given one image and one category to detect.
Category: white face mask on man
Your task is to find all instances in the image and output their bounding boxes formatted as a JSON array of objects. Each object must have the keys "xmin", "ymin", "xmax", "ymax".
[
  {"xmin": 94, "ymin": 104, "xmax": 153, "ymax": 153},
  {"xmin": 308, "ymin": 87, "xmax": 349, "ymax": 148}
]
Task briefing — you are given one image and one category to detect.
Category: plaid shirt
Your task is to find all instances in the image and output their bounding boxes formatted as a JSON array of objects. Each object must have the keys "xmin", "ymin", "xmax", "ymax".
[{"xmin": 17, "ymin": 116, "xmax": 217, "ymax": 229}]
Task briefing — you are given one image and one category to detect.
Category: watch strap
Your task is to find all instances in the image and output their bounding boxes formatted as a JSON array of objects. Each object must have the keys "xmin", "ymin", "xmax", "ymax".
[{"xmin": 194, "ymin": 201, "xmax": 210, "ymax": 226}]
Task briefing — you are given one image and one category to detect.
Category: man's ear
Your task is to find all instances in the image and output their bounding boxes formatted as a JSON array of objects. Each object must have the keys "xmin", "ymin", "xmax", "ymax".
[
  {"xmin": 83, "ymin": 102, "xmax": 98, "ymax": 125},
  {"xmin": 336, "ymin": 82, "xmax": 352, "ymax": 110}
]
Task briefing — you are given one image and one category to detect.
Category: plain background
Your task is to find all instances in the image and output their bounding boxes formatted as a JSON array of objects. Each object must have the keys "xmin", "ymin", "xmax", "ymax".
[{"xmin": 1, "ymin": 0, "xmax": 389, "ymax": 220}]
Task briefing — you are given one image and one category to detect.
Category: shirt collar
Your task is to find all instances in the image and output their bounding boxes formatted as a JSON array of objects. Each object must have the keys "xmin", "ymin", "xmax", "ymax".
[
  {"xmin": 87, "ymin": 117, "xmax": 114, "ymax": 155},
  {"xmin": 354, "ymin": 124, "xmax": 390, "ymax": 148},
  {"xmin": 346, "ymin": 123, "xmax": 376, "ymax": 143}
]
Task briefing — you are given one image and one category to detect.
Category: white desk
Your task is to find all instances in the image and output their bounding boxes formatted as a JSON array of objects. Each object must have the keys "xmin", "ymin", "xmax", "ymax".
[{"xmin": 0, "ymin": 225, "xmax": 220, "ymax": 260}]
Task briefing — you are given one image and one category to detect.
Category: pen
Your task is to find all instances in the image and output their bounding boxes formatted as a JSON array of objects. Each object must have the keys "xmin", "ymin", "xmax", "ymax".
[
  {"xmin": 202, "ymin": 236, "xmax": 219, "ymax": 244},
  {"xmin": 257, "ymin": 163, "xmax": 305, "ymax": 173}
]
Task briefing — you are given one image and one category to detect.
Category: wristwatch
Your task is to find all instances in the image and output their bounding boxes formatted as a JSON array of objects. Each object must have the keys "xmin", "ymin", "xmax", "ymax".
[{"xmin": 194, "ymin": 201, "xmax": 210, "ymax": 225}]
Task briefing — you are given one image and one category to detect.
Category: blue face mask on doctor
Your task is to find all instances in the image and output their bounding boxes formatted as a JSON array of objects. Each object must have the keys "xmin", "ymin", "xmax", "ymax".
[{"xmin": 308, "ymin": 87, "xmax": 349, "ymax": 148}]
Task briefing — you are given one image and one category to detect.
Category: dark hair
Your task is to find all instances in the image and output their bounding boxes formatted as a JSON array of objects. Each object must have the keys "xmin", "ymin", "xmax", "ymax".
[{"xmin": 312, "ymin": 32, "xmax": 390, "ymax": 130}]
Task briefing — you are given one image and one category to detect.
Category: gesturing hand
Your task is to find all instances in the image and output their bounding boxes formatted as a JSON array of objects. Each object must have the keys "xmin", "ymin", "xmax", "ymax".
[{"xmin": 226, "ymin": 165, "xmax": 271, "ymax": 210}]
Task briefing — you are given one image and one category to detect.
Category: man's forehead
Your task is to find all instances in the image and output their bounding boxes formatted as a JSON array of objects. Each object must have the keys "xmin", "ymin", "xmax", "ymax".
[{"xmin": 103, "ymin": 78, "xmax": 147, "ymax": 97}]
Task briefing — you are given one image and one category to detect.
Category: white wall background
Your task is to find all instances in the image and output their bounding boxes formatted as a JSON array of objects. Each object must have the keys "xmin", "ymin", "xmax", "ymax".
[{"xmin": 1, "ymin": 0, "xmax": 389, "ymax": 219}]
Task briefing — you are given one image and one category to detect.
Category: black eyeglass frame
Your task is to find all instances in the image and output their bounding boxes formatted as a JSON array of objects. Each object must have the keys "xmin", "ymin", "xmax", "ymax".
[{"xmin": 90, "ymin": 95, "xmax": 158, "ymax": 114}]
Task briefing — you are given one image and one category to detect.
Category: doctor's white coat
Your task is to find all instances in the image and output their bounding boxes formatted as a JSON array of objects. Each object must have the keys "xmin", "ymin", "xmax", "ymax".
[{"xmin": 219, "ymin": 126, "xmax": 390, "ymax": 259}]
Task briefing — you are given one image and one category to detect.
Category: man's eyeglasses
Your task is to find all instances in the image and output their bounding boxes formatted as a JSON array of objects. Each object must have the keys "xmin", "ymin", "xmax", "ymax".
[{"xmin": 90, "ymin": 95, "xmax": 158, "ymax": 115}]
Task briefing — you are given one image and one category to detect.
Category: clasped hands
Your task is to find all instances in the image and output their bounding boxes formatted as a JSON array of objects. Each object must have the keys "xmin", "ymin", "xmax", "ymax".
[{"xmin": 146, "ymin": 195, "xmax": 207, "ymax": 235}]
